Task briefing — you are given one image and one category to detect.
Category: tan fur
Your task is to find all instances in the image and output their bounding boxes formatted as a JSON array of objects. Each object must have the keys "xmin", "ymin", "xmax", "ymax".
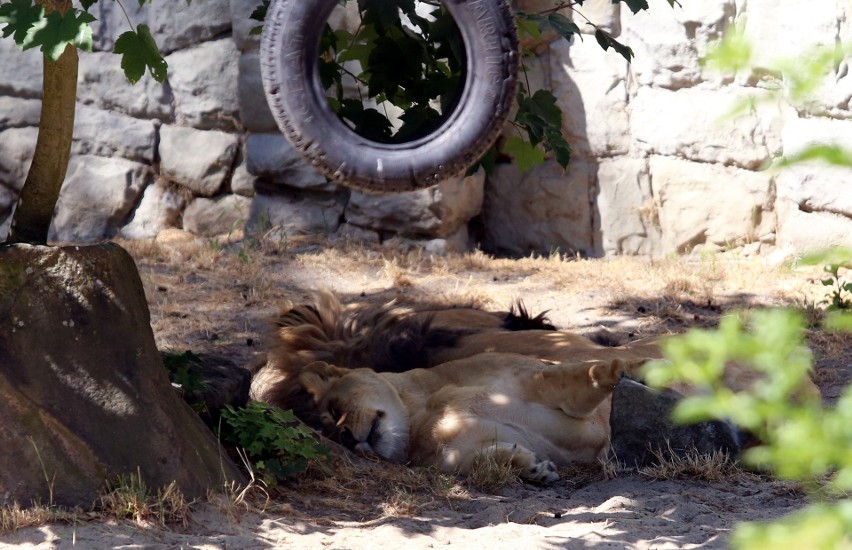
[{"xmin": 298, "ymin": 353, "xmax": 639, "ymax": 482}]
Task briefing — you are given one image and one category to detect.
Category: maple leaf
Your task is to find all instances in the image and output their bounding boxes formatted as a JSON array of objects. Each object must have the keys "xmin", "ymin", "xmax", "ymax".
[{"xmin": 113, "ymin": 24, "xmax": 168, "ymax": 84}]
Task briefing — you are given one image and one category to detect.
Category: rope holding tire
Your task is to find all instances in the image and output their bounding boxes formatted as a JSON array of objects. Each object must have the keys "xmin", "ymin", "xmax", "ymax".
[{"xmin": 260, "ymin": 0, "xmax": 519, "ymax": 193}]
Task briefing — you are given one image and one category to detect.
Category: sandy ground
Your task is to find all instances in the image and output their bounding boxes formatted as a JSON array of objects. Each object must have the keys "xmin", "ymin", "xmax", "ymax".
[{"xmin": 2, "ymin": 232, "xmax": 849, "ymax": 549}]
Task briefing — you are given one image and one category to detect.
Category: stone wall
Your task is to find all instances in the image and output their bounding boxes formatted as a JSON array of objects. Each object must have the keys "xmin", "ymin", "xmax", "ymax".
[{"xmin": 1, "ymin": 0, "xmax": 850, "ymax": 257}]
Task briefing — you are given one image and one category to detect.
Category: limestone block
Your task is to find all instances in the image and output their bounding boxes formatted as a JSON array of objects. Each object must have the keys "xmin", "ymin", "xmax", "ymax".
[
  {"xmin": 0, "ymin": 209, "xmax": 11, "ymax": 241},
  {"xmin": 49, "ymin": 156, "xmax": 151, "ymax": 243},
  {"xmin": 183, "ymin": 194, "xmax": 251, "ymax": 237},
  {"xmin": 247, "ymin": 190, "xmax": 347, "ymax": 237},
  {"xmin": 742, "ymin": 0, "xmax": 840, "ymax": 71},
  {"xmin": 77, "ymin": 52, "xmax": 174, "ymax": 120},
  {"xmin": 776, "ymin": 197, "xmax": 852, "ymax": 252},
  {"xmin": 631, "ymin": 87, "xmax": 785, "ymax": 169},
  {"xmin": 346, "ymin": 169, "xmax": 485, "ymax": 238},
  {"xmin": 0, "ymin": 97, "xmax": 41, "ymax": 130},
  {"xmin": 0, "ymin": 40, "xmax": 42, "ymax": 97},
  {"xmin": 621, "ymin": 0, "xmax": 734, "ymax": 89},
  {"xmin": 167, "ymin": 39, "xmax": 240, "ymax": 131},
  {"xmin": 482, "ymin": 159, "xmax": 595, "ymax": 257},
  {"xmin": 550, "ymin": 39, "xmax": 630, "ymax": 157},
  {"xmin": 595, "ymin": 158, "xmax": 661, "ymax": 257},
  {"xmin": 778, "ymin": 116, "xmax": 852, "ymax": 217},
  {"xmin": 119, "ymin": 180, "xmax": 187, "ymax": 239},
  {"xmin": 230, "ymin": 159, "xmax": 257, "ymax": 198},
  {"xmin": 245, "ymin": 133, "xmax": 332, "ymax": 191},
  {"xmin": 150, "ymin": 0, "xmax": 232, "ymax": 55},
  {"xmin": 384, "ymin": 225, "xmax": 474, "ymax": 255},
  {"xmin": 649, "ymin": 156, "xmax": 776, "ymax": 254},
  {"xmin": 0, "ymin": 184, "xmax": 15, "ymax": 224},
  {"xmin": 238, "ymin": 52, "xmax": 278, "ymax": 133},
  {"xmin": 230, "ymin": 0, "xmax": 261, "ymax": 52},
  {"xmin": 159, "ymin": 126, "xmax": 240, "ymax": 197},
  {"xmin": 72, "ymin": 105, "xmax": 157, "ymax": 164},
  {"xmin": 0, "ymin": 127, "xmax": 38, "ymax": 192}
]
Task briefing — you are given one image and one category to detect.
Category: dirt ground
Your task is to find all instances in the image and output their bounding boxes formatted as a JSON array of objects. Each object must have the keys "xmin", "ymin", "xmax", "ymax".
[{"xmin": 2, "ymin": 230, "xmax": 850, "ymax": 549}]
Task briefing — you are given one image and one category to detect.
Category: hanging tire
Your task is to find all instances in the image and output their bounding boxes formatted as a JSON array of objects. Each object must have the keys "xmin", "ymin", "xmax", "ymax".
[{"xmin": 260, "ymin": 0, "xmax": 519, "ymax": 193}]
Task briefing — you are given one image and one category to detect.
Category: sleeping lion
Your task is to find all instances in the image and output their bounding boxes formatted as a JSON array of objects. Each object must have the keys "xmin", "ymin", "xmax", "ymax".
[{"xmin": 296, "ymin": 353, "xmax": 638, "ymax": 482}]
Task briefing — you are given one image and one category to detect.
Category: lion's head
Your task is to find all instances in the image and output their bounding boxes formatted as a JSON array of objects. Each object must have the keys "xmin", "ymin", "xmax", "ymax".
[{"xmin": 298, "ymin": 362, "xmax": 410, "ymax": 463}]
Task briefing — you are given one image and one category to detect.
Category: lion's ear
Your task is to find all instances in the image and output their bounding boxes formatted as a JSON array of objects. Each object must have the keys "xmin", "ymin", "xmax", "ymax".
[
  {"xmin": 588, "ymin": 359, "xmax": 626, "ymax": 389},
  {"xmin": 298, "ymin": 361, "xmax": 347, "ymax": 399}
]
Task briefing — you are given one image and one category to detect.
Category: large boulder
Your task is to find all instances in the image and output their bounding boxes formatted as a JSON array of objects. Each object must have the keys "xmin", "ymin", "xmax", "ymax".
[
  {"xmin": 609, "ymin": 378, "xmax": 741, "ymax": 468},
  {"xmin": 0, "ymin": 243, "xmax": 244, "ymax": 507}
]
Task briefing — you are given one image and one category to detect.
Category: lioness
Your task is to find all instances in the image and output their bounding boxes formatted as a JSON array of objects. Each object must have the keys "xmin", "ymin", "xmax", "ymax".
[{"xmin": 297, "ymin": 353, "xmax": 638, "ymax": 483}]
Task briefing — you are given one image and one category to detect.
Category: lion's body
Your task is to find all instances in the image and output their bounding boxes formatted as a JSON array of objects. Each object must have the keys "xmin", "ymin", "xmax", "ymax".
[{"xmin": 298, "ymin": 353, "xmax": 631, "ymax": 482}]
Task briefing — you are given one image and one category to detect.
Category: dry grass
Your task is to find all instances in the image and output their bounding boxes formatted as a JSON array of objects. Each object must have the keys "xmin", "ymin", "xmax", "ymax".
[{"xmin": 637, "ymin": 447, "xmax": 744, "ymax": 483}]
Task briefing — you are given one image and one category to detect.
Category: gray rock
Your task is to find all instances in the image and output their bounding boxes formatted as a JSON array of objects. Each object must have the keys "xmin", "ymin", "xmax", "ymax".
[
  {"xmin": 0, "ymin": 40, "xmax": 42, "ymax": 98},
  {"xmin": 159, "ymin": 126, "xmax": 240, "ymax": 197},
  {"xmin": 609, "ymin": 378, "xmax": 741, "ymax": 468},
  {"xmin": 182, "ymin": 194, "xmax": 252, "ymax": 237},
  {"xmin": 0, "ymin": 127, "xmax": 38, "ymax": 191},
  {"xmin": 230, "ymin": 159, "xmax": 257, "ymax": 198},
  {"xmin": 346, "ymin": 169, "xmax": 485, "ymax": 238},
  {"xmin": 49, "ymin": 156, "xmax": 151, "ymax": 243},
  {"xmin": 87, "ymin": 0, "xmax": 148, "ymax": 52},
  {"xmin": 0, "ymin": 210, "xmax": 11, "ymax": 242},
  {"xmin": 0, "ymin": 97, "xmax": 41, "ymax": 130},
  {"xmin": 230, "ymin": 0, "xmax": 262, "ymax": 52},
  {"xmin": 247, "ymin": 190, "xmax": 346, "ymax": 237},
  {"xmin": 238, "ymin": 52, "xmax": 278, "ymax": 133},
  {"xmin": 150, "ymin": 0, "xmax": 232, "ymax": 55},
  {"xmin": 595, "ymin": 158, "xmax": 661, "ymax": 257},
  {"xmin": 163, "ymin": 351, "xmax": 251, "ymax": 425},
  {"xmin": 245, "ymin": 133, "xmax": 332, "ymax": 191},
  {"xmin": 383, "ymin": 225, "xmax": 474, "ymax": 255},
  {"xmin": 482, "ymin": 159, "xmax": 595, "ymax": 257},
  {"xmin": 77, "ymin": 51, "xmax": 175, "ymax": 121},
  {"xmin": 0, "ymin": 243, "xmax": 244, "ymax": 507},
  {"xmin": 167, "ymin": 38, "xmax": 240, "ymax": 130},
  {"xmin": 71, "ymin": 105, "xmax": 157, "ymax": 164},
  {"xmin": 119, "ymin": 180, "xmax": 187, "ymax": 239}
]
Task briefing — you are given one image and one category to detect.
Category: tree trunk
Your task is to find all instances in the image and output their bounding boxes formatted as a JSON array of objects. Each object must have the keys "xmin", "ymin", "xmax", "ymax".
[{"xmin": 7, "ymin": 0, "xmax": 77, "ymax": 245}]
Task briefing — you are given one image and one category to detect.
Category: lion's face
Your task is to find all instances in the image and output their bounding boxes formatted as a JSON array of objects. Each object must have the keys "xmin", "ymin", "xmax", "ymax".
[{"xmin": 298, "ymin": 362, "xmax": 410, "ymax": 463}]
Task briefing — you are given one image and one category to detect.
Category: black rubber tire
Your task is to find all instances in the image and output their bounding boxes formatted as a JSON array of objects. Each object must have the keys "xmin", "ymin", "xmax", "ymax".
[{"xmin": 260, "ymin": 0, "xmax": 519, "ymax": 193}]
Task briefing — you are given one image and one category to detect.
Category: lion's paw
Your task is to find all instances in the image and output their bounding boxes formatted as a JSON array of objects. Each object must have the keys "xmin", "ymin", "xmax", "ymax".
[{"xmin": 523, "ymin": 459, "xmax": 560, "ymax": 484}]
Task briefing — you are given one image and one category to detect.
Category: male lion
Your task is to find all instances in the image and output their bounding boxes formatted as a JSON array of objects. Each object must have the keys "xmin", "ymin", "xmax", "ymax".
[{"xmin": 296, "ymin": 353, "xmax": 639, "ymax": 483}]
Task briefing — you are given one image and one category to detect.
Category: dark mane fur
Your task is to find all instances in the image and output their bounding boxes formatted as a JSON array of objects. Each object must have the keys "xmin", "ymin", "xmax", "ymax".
[{"xmin": 502, "ymin": 301, "xmax": 556, "ymax": 331}]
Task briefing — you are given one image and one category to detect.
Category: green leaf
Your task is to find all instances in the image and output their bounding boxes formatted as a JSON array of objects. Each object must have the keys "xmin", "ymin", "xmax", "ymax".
[
  {"xmin": 503, "ymin": 136, "xmax": 545, "ymax": 171},
  {"xmin": 0, "ymin": 0, "xmax": 44, "ymax": 45},
  {"xmin": 250, "ymin": 0, "xmax": 270, "ymax": 23},
  {"xmin": 22, "ymin": 8, "xmax": 96, "ymax": 61},
  {"xmin": 80, "ymin": 0, "xmax": 98, "ymax": 11},
  {"xmin": 113, "ymin": 24, "xmax": 168, "ymax": 84},
  {"xmin": 617, "ymin": 0, "xmax": 650, "ymax": 14},
  {"xmin": 547, "ymin": 13, "xmax": 580, "ymax": 41},
  {"xmin": 594, "ymin": 28, "xmax": 634, "ymax": 62}
]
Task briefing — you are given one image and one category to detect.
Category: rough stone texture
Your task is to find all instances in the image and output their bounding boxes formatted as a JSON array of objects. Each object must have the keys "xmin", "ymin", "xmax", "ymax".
[
  {"xmin": 167, "ymin": 39, "xmax": 241, "ymax": 131},
  {"xmin": 230, "ymin": 160, "xmax": 257, "ymax": 198},
  {"xmin": 71, "ymin": 105, "xmax": 157, "ymax": 164},
  {"xmin": 159, "ymin": 126, "xmax": 240, "ymax": 197},
  {"xmin": 77, "ymin": 52, "xmax": 174, "ymax": 121},
  {"xmin": 246, "ymin": 134, "xmax": 334, "ymax": 191},
  {"xmin": 594, "ymin": 158, "xmax": 661, "ymax": 256},
  {"xmin": 0, "ymin": 40, "xmax": 42, "ymax": 98},
  {"xmin": 0, "ymin": 243, "xmax": 244, "ymax": 507},
  {"xmin": 574, "ymin": 0, "xmax": 620, "ymax": 36},
  {"xmin": 49, "ymin": 156, "xmax": 151, "ymax": 243},
  {"xmin": 623, "ymin": 0, "xmax": 733, "ymax": 90},
  {"xmin": 551, "ymin": 39, "xmax": 630, "ymax": 158},
  {"xmin": 169, "ymin": 353, "xmax": 252, "ymax": 426},
  {"xmin": 149, "ymin": 0, "xmax": 232, "ymax": 55},
  {"xmin": 238, "ymin": 53, "xmax": 278, "ymax": 133},
  {"xmin": 632, "ymin": 87, "xmax": 785, "ymax": 169},
  {"xmin": 0, "ymin": 97, "xmax": 41, "ymax": 130},
  {"xmin": 119, "ymin": 180, "xmax": 187, "ymax": 240},
  {"xmin": 346, "ymin": 170, "xmax": 485, "ymax": 238},
  {"xmin": 776, "ymin": 199, "xmax": 852, "ymax": 252},
  {"xmin": 610, "ymin": 379, "xmax": 741, "ymax": 468},
  {"xmin": 183, "ymin": 194, "xmax": 252, "ymax": 238},
  {"xmin": 650, "ymin": 156, "xmax": 776, "ymax": 254},
  {"xmin": 482, "ymin": 160, "xmax": 595, "ymax": 257},
  {"xmin": 0, "ymin": 127, "xmax": 38, "ymax": 192},
  {"xmin": 230, "ymin": 0, "xmax": 262, "ymax": 52},
  {"xmin": 247, "ymin": 190, "xmax": 347, "ymax": 237}
]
